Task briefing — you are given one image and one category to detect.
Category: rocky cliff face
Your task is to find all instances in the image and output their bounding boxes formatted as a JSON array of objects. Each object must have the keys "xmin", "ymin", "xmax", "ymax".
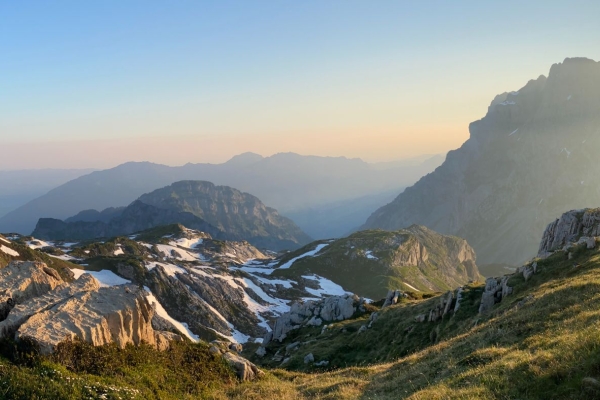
[
  {"xmin": 538, "ymin": 208, "xmax": 600, "ymax": 256},
  {"xmin": 363, "ymin": 58, "xmax": 600, "ymax": 267},
  {"xmin": 33, "ymin": 180, "xmax": 312, "ymax": 251}
]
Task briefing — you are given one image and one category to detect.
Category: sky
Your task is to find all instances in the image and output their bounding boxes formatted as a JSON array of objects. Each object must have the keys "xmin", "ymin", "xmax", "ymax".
[{"xmin": 1, "ymin": 1, "xmax": 600, "ymax": 169}]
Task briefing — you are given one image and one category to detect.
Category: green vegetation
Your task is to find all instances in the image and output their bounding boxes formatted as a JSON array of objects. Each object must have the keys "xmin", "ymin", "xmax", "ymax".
[
  {"xmin": 135, "ymin": 224, "xmax": 188, "ymax": 243},
  {"xmin": 272, "ymin": 228, "xmax": 481, "ymax": 299},
  {"xmin": 0, "ymin": 339, "xmax": 235, "ymax": 400},
  {"xmin": 231, "ymin": 242, "xmax": 600, "ymax": 399},
  {"xmin": 0, "ymin": 239, "xmax": 78, "ymax": 281}
]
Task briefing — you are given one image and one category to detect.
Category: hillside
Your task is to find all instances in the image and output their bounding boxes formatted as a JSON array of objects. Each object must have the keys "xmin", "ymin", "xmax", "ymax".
[
  {"xmin": 0, "ymin": 169, "xmax": 94, "ymax": 219},
  {"xmin": 363, "ymin": 58, "xmax": 600, "ymax": 268},
  {"xmin": 0, "ymin": 153, "xmax": 442, "ymax": 237},
  {"xmin": 270, "ymin": 226, "xmax": 481, "ymax": 299},
  {"xmin": 32, "ymin": 181, "xmax": 312, "ymax": 251},
  {"xmin": 3, "ymin": 209, "xmax": 600, "ymax": 398}
]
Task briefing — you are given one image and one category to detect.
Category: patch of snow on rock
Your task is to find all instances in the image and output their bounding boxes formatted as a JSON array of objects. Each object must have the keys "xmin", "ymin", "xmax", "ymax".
[
  {"xmin": 0, "ymin": 245, "xmax": 19, "ymax": 257},
  {"xmin": 145, "ymin": 261, "xmax": 187, "ymax": 277},
  {"xmin": 302, "ymin": 274, "xmax": 350, "ymax": 297},
  {"xmin": 144, "ymin": 287, "xmax": 199, "ymax": 342},
  {"xmin": 27, "ymin": 240, "xmax": 53, "ymax": 249},
  {"xmin": 278, "ymin": 243, "xmax": 329, "ymax": 270},
  {"xmin": 71, "ymin": 269, "xmax": 131, "ymax": 287}
]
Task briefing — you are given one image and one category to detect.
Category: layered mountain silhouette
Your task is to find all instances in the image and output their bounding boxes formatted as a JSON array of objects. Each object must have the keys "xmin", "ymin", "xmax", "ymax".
[
  {"xmin": 0, "ymin": 153, "xmax": 442, "ymax": 238},
  {"xmin": 33, "ymin": 180, "xmax": 312, "ymax": 251},
  {"xmin": 363, "ymin": 58, "xmax": 600, "ymax": 267}
]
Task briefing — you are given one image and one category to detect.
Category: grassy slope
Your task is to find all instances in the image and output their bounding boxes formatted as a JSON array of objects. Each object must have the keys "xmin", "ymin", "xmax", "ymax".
[
  {"xmin": 220, "ymin": 243, "xmax": 600, "ymax": 399},
  {"xmin": 273, "ymin": 229, "xmax": 479, "ymax": 299}
]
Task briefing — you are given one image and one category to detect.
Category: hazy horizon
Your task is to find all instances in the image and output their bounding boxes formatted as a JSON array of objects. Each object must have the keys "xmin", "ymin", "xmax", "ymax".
[{"xmin": 2, "ymin": 1, "xmax": 600, "ymax": 169}]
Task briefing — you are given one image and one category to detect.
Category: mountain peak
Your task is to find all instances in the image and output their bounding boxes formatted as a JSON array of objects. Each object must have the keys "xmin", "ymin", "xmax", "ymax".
[
  {"xmin": 363, "ymin": 58, "xmax": 600, "ymax": 267},
  {"xmin": 224, "ymin": 152, "xmax": 264, "ymax": 166}
]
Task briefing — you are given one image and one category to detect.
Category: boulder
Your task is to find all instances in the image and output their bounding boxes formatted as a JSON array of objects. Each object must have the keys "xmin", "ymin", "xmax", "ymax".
[
  {"xmin": 0, "ymin": 261, "xmax": 64, "ymax": 320},
  {"xmin": 587, "ymin": 237, "xmax": 597, "ymax": 249},
  {"xmin": 270, "ymin": 295, "xmax": 357, "ymax": 341},
  {"xmin": 255, "ymin": 346, "xmax": 267, "ymax": 358},
  {"xmin": 479, "ymin": 276, "xmax": 513, "ymax": 314},
  {"xmin": 229, "ymin": 343, "xmax": 243, "ymax": 353},
  {"xmin": 223, "ymin": 351, "xmax": 264, "ymax": 381},
  {"xmin": 304, "ymin": 353, "xmax": 315, "ymax": 364}
]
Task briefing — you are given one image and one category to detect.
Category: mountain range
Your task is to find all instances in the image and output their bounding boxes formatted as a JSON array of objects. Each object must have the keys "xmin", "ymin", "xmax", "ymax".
[
  {"xmin": 364, "ymin": 57, "xmax": 600, "ymax": 267},
  {"xmin": 0, "ymin": 169, "xmax": 94, "ymax": 219},
  {"xmin": 0, "ymin": 153, "xmax": 443, "ymax": 238}
]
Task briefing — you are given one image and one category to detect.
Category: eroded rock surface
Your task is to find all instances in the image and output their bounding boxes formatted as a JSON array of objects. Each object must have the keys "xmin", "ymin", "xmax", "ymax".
[
  {"xmin": 0, "ymin": 261, "xmax": 177, "ymax": 354},
  {"xmin": 539, "ymin": 208, "xmax": 600, "ymax": 256}
]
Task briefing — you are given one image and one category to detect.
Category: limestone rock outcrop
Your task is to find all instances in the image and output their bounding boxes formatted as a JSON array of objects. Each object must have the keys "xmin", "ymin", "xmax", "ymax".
[
  {"xmin": 256, "ymin": 294, "xmax": 360, "ymax": 355},
  {"xmin": 478, "ymin": 276, "xmax": 513, "ymax": 314},
  {"xmin": 270, "ymin": 295, "xmax": 358, "ymax": 342},
  {"xmin": 0, "ymin": 261, "xmax": 64, "ymax": 320},
  {"xmin": 538, "ymin": 208, "xmax": 600, "ymax": 256},
  {"xmin": 0, "ymin": 261, "xmax": 177, "ymax": 354}
]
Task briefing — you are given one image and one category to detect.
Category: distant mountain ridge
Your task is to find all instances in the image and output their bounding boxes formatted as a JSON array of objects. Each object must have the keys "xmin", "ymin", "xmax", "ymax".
[
  {"xmin": 0, "ymin": 153, "xmax": 443, "ymax": 237},
  {"xmin": 363, "ymin": 58, "xmax": 600, "ymax": 266},
  {"xmin": 0, "ymin": 168, "xmax": 94, "ymax": 219},
  {"xmin": 32, "ymin": 180, "xmax": 312, "ymax": 251}
]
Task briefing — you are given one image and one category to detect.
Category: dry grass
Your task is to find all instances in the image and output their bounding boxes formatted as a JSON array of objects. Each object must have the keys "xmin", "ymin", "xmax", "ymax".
[{"xmin": 212, "ymin": 247, "xmax": 600, "ymax": 399}]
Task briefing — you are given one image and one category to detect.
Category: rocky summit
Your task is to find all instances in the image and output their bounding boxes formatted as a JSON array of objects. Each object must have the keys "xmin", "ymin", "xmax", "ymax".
[
  {"xmin": 32, "ymin": 180, "xmax": 312, "ymax": 251},
  {"xmin": 363, "ymin": 58, "xmax": 600, "ymax": 268}
]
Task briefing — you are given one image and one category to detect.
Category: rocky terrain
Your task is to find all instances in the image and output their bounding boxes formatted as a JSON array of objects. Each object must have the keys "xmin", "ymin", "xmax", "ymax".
[
  {"xmin": 0, "ymin": 225, "xmax": 353, "ymax": 345},
  {"xmin": 538, "ymin": 208, "xmax": 600, "ymax": 256},
  {"xmin": 32, "ymin": 180, "xmax": 312, "ymax": 251},
  {"xmin": 268, "ymin": 225, "xmax": 481, "ymax": 299},
  {"xmin": 363, "ymin": 57, "xmax": 600, "ymax": 269},
  {"xmin": 247, "ymin": 212, "xmax": 600, "ymax": 389}
]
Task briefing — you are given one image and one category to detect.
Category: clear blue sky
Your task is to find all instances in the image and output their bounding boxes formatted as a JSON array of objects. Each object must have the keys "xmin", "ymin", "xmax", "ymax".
[{"xmin": 1, "ymin": 1, "xmax": 599, "ymax": 168}]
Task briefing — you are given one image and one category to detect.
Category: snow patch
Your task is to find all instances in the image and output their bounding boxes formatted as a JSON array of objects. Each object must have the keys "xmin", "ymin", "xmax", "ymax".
[
  {"xmin": 71, "ymin": 269, "xmax": 130, "ymax": 287},
  {"xmin": 1, "ymin": 245, "xmax": 19, "ymax": 257},
  {"xmin": 301, "ymin": 274, "xmax": 350, "ymax": 297},
  {"xmin": 27, "ymin": 240, "xmax": 53, "ymax": 249},
  {"xmin": 155, "ymin": 244, "xmax": 199, "ymax": 262},
  {"xmin": 278, "ymin": 243, "xmax": 329, "ymax": 270},
  {"xmin": 170, "ymin": 237, "xmax": 204, "ymax": 249},
  {"xmin": 144, "ymin": 287, "xmax": 199, "ymax": 342},
  {"xmin": 48, "ymin": 254, "xmax": 76, "ymax": 261},
  {"xmin": 145, "ymin": 261, "xmax": 187, "ymax": 277},
  {"xmin": 403, "ymin": 282, "xmax": 420, "ymax": 292},
  {"xmin": 365, "ymin": 250, "xmax": 378, "ymax": 260}
]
